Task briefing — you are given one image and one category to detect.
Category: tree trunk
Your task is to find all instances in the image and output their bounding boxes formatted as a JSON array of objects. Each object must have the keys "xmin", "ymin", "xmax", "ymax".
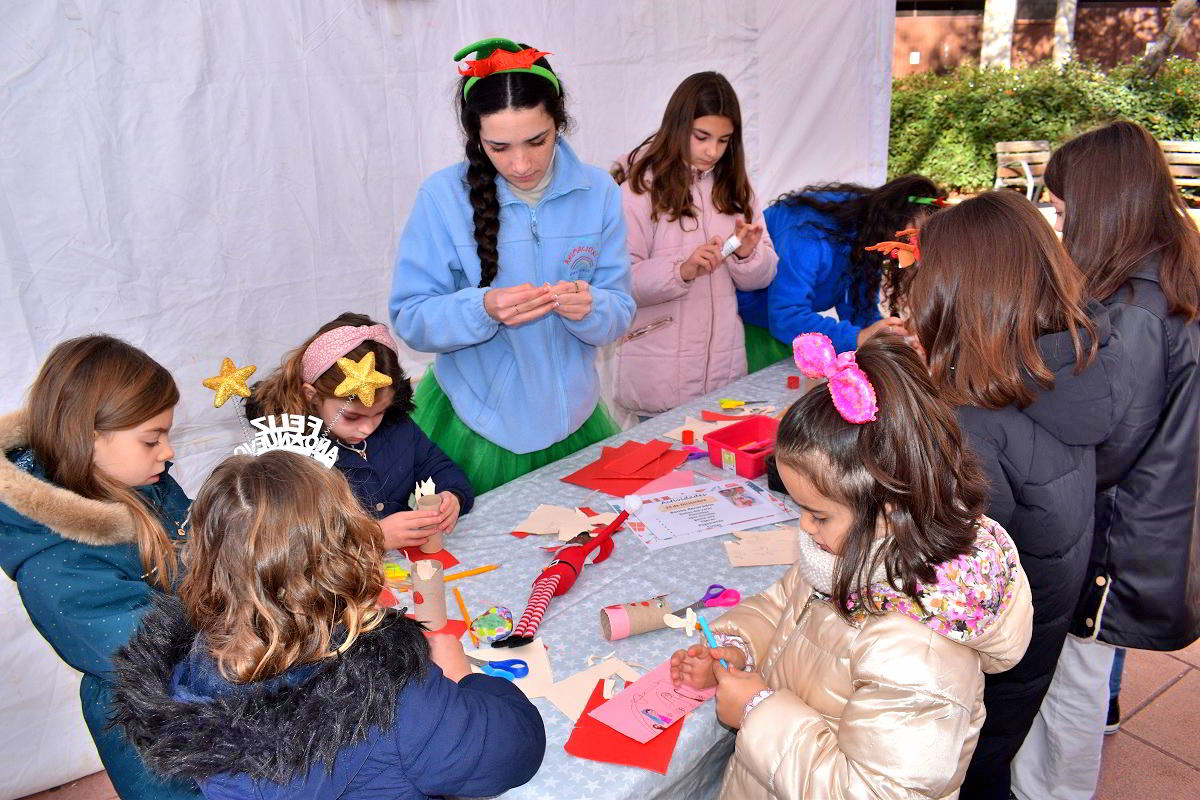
[
  {"xmin": 1143, "ymin": 0, "xmax": 1199, "ymax": 78},
  {"xmin": 1053, "ymin": 0, "xmax": 1078, "ymax": 67},
  {"xmin": 981, "ymin": 0, "xmax": 1018, "ymax": 68}
]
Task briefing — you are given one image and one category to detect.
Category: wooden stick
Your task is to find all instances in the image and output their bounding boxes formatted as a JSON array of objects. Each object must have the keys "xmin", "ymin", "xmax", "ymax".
[
  {"xmin": 453, "ymin": 587, "xmax": 478, "ymax": 647},
  {"xmin": 444, "ymin": 564, "xmax": 500, "ymax": 582}
]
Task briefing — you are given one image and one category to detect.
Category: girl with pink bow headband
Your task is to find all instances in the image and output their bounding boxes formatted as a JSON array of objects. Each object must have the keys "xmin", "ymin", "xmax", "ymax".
[{"xmin": 249, "ymin": 312, "xmax": 475, "ymax": 551}]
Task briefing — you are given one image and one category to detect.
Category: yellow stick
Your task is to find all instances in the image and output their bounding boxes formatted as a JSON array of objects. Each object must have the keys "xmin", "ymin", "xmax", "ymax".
[
  {"xmin": 452, "ymin": 587, "xmax": 478, "ymax": 647},
  {"xmin": 443, "ymin": 564, "xmax": 500, "ymax": 582}
]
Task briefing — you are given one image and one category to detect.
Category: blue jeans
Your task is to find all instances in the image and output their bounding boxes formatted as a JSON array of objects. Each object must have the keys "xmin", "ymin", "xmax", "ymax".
[{"xmin": 1109, "ymin": 647, "xmax": 1126, "ymax": 701}]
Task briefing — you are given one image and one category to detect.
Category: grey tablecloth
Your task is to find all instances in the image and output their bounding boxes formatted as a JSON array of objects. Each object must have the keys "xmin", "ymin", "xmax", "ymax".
[{"xmin": 443, "ymin": 360, "xmax": 807, "ymax": 800}]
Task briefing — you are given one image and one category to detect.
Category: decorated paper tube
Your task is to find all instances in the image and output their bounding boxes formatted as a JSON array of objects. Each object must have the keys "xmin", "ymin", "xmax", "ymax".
[
  {"xmin": 417, "ymin": 494, "xmax": 443, "ymax": 553},
  {"xmin": 600, "ymin": 595, "xmax": 671, "ymax": 641},
  {"xmin": 411, "ymin": 559, "xmax": 447, "ymax": 629}
]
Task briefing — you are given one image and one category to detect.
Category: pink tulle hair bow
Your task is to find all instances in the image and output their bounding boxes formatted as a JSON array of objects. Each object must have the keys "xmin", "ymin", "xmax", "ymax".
[{"xmin": 792, "ymin": 333, "xmax": 878, "ymax": 424}]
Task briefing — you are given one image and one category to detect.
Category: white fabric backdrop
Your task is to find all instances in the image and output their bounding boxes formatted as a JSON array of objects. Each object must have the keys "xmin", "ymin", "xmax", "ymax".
[{"xmin": 0, "ymin": 1, "xmax": 893, "ymax": 795}]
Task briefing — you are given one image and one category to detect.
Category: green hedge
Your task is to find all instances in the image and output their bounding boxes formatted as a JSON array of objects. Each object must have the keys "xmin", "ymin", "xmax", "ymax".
[{"xmin": 889, "ymin": 58, "xmax": 1200, "ymax": 193}]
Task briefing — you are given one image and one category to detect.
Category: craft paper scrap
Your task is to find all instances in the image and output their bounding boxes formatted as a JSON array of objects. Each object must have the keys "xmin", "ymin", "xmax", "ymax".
[
  {"xmin": 610, "ymin": 478, "xmax": 797, "ymax": 551},
  {"xmin": 724, "ymin": 526, "xmax": 799, "ymax": 567},
  {"xmin": 564, "ymin": 679, "xmax": 684, "ymax": 774},
  {"xmin": 562, "ymin": 441, "xmax": 689, "ymax": 496},
  {"xmin": 465, "ymin": 637, "xmax": 554, "ymax": 699},
  {"xmin": 633, "ymin": 469, "xmax": 695, "ymax": 495},
  {"xmin": 512, "ymin": 504, "xmax": 618, "ymax": 541},
  {"xmin": 588, "ymin": 658, "xmax": 714, "ymax": 744},
  {"xmin": 400, "ymin": 545, "xmax": 459, "ymax": 570},
  {"xmin": 662, "ymin": 416, "xmax": 739, "ymax": 442},
  {"xmin": 545, "ymin": 657, "xmax": 642, "ymax": 722}
]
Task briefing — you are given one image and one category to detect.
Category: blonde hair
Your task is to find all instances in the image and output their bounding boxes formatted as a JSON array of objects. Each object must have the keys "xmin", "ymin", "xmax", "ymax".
[
  {"xmin": 179, "ymin": 451, "xmax": 385, "ymax": 683},
  {"xmin": 27, "ymin": 335, "xmax": 180, "ymax": 588}
]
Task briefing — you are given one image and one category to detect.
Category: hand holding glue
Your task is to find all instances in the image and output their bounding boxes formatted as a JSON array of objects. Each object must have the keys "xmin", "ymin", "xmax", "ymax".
[{"xmin": 720, "ymin": 233, "xmax": 741, "ymax": 259}]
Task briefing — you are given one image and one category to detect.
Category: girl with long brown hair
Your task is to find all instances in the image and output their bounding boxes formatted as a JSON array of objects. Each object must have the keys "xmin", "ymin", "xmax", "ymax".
[
  {"xmin": 904, "ymin": 191, "xmax": 1129, "ymax": 800},
  {"xmin": 0, "ymin": 335, "xmax": 199, "ymax": 800},
  {"xmin": 112, "ymin": 451, "xmax": 545, "ymax": 799},
  {"xmin": 389, "ymin": 38, "xmax": 634, "ymax": 494},
  {"xmin": 670, "ymin": 334, "xmax": 1032, "ymax": 799},
  {"xmin": 1009, "ymin": 121, "xmax": 1200, "ymax": 800},
  {"xmin": 248, "ymin": 312, "xmax": 474, "ymax": 550},
  {"xmin": 610, "ymin": 71, "xmax": 778, "ymax": 417}
]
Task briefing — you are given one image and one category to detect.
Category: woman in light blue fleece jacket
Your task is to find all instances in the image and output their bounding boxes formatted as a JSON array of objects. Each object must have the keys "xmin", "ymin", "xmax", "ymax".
[{"xmin": 389, "ymin": 39, "xmax": 634, "ymax": 494}]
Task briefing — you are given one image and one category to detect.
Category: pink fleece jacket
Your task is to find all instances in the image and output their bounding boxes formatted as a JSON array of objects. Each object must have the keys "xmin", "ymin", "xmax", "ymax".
[{"xmin": 613, "ymin": 168, "xmax": 777, "ymax": 416}]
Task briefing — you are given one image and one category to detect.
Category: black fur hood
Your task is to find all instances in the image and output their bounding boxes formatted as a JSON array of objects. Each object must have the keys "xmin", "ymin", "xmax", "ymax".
[{"xmin": 110, "ymin": 594, "xmax": 429, "ymax": 784}]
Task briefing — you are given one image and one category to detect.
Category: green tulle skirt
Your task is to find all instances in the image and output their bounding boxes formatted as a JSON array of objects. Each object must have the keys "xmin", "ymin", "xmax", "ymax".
[
  {"xmin": 411, "ymin": 371, "xmax": 619, "ymax": 495},
  {"xmin": 743, "ymin": 322, "xmax": 793, "ymax": 374}
]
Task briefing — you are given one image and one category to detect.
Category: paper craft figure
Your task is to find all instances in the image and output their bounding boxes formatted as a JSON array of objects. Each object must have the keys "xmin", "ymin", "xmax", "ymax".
[
  {"xmin": 410, "ymin": 560, "xmax": 446, "ymax": 629},
  {"xmin": 588, "ymin": 659, "xmax": 714, "ymax": 744},
  {"xmin": 495, "ymin": 498, "xmax": 640, "ymax": 648}
]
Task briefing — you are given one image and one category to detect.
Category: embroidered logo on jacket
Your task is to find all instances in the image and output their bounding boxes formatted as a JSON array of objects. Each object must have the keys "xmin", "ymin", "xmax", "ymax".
[{"xmin": 564, "ymin": 244, "xmax": 598, "ymax": 280}]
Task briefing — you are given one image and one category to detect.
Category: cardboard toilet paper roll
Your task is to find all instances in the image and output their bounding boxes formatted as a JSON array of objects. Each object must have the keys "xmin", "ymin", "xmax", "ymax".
[
  {"xmin": 412, "ymin": 559, "xmax": 447, "ymax": 629},
  {"xmin": 600, "ymin": 595, "xmax": 670, "ymax": 641},
  {"xmin": 417, "ymin": 494, "xmax": 443, "ymax": 553}
]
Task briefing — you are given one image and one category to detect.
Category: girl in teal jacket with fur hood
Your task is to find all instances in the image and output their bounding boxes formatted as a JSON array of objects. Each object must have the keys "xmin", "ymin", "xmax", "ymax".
[{"xmin": 0, "ymin": 336, "xmax": 198, "ymax": 800}]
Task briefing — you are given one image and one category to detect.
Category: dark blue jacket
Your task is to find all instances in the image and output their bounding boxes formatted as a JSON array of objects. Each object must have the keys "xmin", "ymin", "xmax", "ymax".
[
  {"xmin": 336, "ymin": 418, "xmax": 475, "ymax": 518},
  {"xmin": 737, "ymin": 194, "xmax": 882, "ymax": 353},
  {"xmin": 0, "ymin": 411, "xmax": 199, "ymax": 800},
  {"xmin": 1071, "ymin": 259, "xmax": 1200, "ymax": 650},
  {"xmin": 111, "ymin": 598, "xmax": 546, "ymax": 800},
  {"xmin": 959, "ymin": 303, "xmax": 1128, "ymax": 797}
]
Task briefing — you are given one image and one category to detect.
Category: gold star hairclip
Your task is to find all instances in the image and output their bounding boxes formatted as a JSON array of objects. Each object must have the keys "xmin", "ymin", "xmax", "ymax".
[
  {"xmin": 334, "ymin": 352, "xmax": 392, "ymax": 407},
  {"xmin": 202, "ymin": 357, "xmax": 257, "ymax": 408}
]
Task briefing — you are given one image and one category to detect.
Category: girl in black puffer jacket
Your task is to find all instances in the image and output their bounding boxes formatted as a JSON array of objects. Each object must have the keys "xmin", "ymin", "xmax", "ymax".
[{"xmin": 904, "ymin": 190, "xmax": 1128, "ymax": 800}]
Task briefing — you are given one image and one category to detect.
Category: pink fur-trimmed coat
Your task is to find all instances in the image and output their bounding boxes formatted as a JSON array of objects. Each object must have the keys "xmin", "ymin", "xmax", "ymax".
[{"xmin": 612, "ymin": 168, "xmax": 777, "ymax": 416}]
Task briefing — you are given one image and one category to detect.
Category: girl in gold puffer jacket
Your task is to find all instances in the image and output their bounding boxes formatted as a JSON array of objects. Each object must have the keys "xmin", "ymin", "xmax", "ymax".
[{"xmin": 672, "ymin": 334, "xmax": 1033, "ymax": 799}]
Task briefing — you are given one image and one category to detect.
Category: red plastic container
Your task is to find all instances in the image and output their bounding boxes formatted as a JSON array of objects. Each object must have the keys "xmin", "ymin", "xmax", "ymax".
[{"xmin": 702, "ymin": 415, "xmax": 779, "ymax": 479}]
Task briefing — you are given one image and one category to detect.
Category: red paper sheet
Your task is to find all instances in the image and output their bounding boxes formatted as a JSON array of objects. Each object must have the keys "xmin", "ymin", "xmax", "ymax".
[
  {"xmin": 564, "ymin": 679, "xmax": 684, "ymax": 774},
  {"xmin": 408, "ymin": 615, "xmax": 468, "ymax": 639},
  {"xmin": 401, "ymin": 546, "xmax": 460, "ymax": 569},
  {"xmin": 700, "ymin": 410, "xmax": 750, "ymax": 422},
  {"xmin": 562, "ymin": 441, "xmax": 688, "ymax": 496}
]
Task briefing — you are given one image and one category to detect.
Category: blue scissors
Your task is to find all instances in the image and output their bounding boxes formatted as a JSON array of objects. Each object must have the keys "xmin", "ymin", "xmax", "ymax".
[
  {"xmin": 465, "ymin": 655, "xmax": 530, "ymax": 681},
  {"xmin": 671, "ymin": 583, "xmax": 741, "ymax": 616}
]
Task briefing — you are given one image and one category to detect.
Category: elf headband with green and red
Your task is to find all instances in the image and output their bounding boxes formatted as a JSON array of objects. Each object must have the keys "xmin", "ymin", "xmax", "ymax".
[{"xmin": 454, "ymin": 37, "xmax": 560, "ymax": 99}]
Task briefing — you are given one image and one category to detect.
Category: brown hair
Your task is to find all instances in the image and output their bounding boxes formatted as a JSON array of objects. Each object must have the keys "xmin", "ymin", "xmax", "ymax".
[
  {"xmin": 248, "ymin": 312, "xmax": 414, "ymax": 425},
  {"xmin": 775, "ymin": 335, "xmax": 988, "ymax": 619},
  {"xmin": 905, "ymin": 191, "xmax": 1096, "ymax": 409},
  {"xmin": 614, "ymin": 72, "xmax": 752, "ymax": 224},
  {"xmin": 27, "ymin": 335, "xmax": 180, "ymax": 588},
  {"xmin": 1044, "ymin": 120, "xmax": 1200, "ymax": 321},
  {"xmin": 179, "ymin": 451, "xmax": 385, "ymax": 683}
]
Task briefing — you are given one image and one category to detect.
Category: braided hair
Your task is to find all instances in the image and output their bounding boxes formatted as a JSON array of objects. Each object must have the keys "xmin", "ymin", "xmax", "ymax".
[
  {"xmin": 456, "ymin": 51, "xmax": 568, "ymax": 288},
  {"xmin": 774, "ymin": 175, "xmax": 944, "ymax": 317}
]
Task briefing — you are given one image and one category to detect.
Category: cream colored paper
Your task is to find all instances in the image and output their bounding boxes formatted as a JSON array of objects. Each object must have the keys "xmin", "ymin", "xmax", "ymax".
[
  {"xmin": 724, "ymin": 526, "xmax": 798, "ymax": 567},
  {"xmin": 514, "ymin": 504, "xmax": 618, "ymax": 541},
  {"xmin": 465, "ymin": 637, "xmax": 555, "ymax": 699},
  {"xmin": 544, "ymin": 657, "xmax": 642, "ymax": 722}
]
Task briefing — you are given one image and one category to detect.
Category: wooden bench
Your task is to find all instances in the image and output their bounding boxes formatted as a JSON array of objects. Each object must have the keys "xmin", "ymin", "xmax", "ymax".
[
  {"xmin": 994, "ymin": 140, "xmax": 1050, "ymax": 202},
  {"xmin": 1159, "ymin": 141, "xmax": 1200, "ymax": 193}
]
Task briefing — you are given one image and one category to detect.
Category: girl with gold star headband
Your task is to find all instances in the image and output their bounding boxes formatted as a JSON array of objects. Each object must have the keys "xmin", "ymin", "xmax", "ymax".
[{"xmin": 249, "ymin": 313, "xmax": 474, "ymax": 551}]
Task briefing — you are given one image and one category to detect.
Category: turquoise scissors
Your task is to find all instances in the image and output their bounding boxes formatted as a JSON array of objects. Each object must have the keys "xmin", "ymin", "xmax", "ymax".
[
  {"xmin": 671, "ymin": 583, "xmax": 741, "ymax": 617},
  {"xmin": 466, "ymin": 655, "xmax": 530, "ymax": 681}
]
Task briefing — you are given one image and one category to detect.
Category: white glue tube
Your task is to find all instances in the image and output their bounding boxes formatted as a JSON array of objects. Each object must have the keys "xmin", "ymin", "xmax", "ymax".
[{"xmin": 721, "ymin": 234, "xmax": 741, "ymax": 259}]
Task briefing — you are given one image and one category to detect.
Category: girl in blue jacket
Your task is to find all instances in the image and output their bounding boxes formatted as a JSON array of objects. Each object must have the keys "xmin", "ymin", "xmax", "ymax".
[
  {"xmin": 248, "ymin": 312, "xmax": 474, "ymax": 551},
  {"xmin": 737, "ymin": 175, "xmax": 942, "ymax": 372},
  {"xmin": 389, "ymin": 38, "xmax": 634, "ymax": 494},
  {"xmin": 0, "ymin": 336, "xmax": 199, "ymax": 800},
  {"xmin": 111, "ymin": 450, "xmax": 545, "ymax": 800}
]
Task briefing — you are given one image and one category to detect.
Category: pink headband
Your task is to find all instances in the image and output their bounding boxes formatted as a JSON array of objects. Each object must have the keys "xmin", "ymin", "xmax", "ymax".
[
  {"xmin": 792, "ymin": 333, "xmax": 878, "ymax": 424},
  {"xmin": 301, "ymin": 324, "xmax": 397, "ymax": 385}
]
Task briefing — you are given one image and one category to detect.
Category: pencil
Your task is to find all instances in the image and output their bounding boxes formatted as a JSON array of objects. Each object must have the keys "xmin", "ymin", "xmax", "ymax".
[
  {"xmin": 453, "ymin": 586, "xmax": 478, "ymax": 647},
  {"xmin": 443, "ymin": 564, "xmax": 500, "ymax": 582}
]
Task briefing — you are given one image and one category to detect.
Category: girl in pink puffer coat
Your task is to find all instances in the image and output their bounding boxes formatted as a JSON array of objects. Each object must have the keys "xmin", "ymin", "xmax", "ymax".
[{"xmin": 611, "ymin": 72, "xmax": 777, "ymax": 417}]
